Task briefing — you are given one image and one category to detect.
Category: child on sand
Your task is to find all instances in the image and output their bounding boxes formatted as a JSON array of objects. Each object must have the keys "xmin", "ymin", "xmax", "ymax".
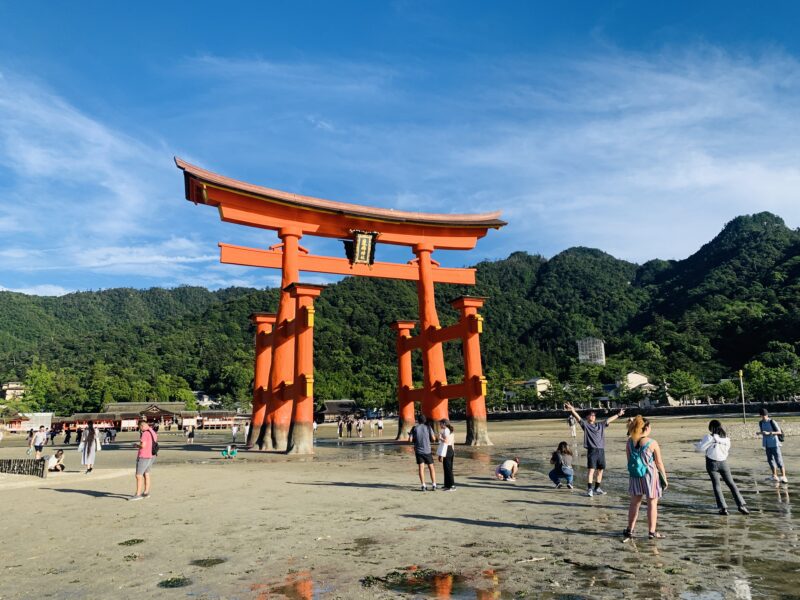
[{"xmin": 221, "ymin": 445, "xmax": 238, "ymax": 459}]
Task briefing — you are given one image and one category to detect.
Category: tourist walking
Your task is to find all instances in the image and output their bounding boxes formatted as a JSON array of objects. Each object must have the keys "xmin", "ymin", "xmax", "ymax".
[
  {"xmin": 567, "ymin": 414, "xmax": 577, "ymax": 438},
  {"xmin": 75, "ymin": 427, "xmax": 83, "ymax": 446},
  {"xmin": 356, "ymin": 419, "xmax": 364, "ymax": 438},
  {"xmin": 565, "ymin": 403, "xmax": 625, "ymax": 496},
  {"xmin": 695, "ymin": 420, "xmax": 749, "ymax": 515},
  {"xmin": 231, "ymin": 424, "xmax": 239, "ymax": 443},
  {"xmin": 437, "ymin": 419, "xmax": 456, "ymax": 491},
  {"xmin": 377, "ymin": 418, "xmax": 384, "ymax": 437},
  {"xmin": 79, "ymin": 421, "xmax": 101, "ymax": 474},
  {"xmin": 337, "ymin": 418, "xmax": 344, "ymax": 438},
  {"xmin": 30, "ymin": 426, "xmax": 47, "ymax": 459},
  {"xmin": 63, "ymin": 427, "xmax": 72, "ymax": 445},
  {"xmin": 549, "ymin": 442, "xmax": 574, "ymax": 489},
  {"xmin": 758, "ymin": 408, "xmax": 789, "ymax": 483},
  {"xmin": 495, "ymin": 458, "xmax": 519, "ymax": 481},
  {"xmin": 48, "ymin": 427, "xmax": 58, "ymax": 446},
  {"xmin": 409, "ymin": 414, "xmax": 437, "ymax": 491},
  {"xmin": 623, "ymin": 416, "xmax": 668, "ymax": 542},
  {"xmin": 346, "ymin": 419, "xmax": 353, "ymax": 438},
  {"xmin": 187, "ymin": 426, "xmax": 196, "ymax": 445},
  {"xmin": 130, "ymin": 418, "xmax": 157, "ymax": 501}
]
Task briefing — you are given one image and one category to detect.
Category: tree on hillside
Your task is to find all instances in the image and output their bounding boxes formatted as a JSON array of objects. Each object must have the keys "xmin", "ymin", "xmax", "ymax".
[{"xmin": 667, "ymin": 370, "xmax": 701, "ymax": 403}]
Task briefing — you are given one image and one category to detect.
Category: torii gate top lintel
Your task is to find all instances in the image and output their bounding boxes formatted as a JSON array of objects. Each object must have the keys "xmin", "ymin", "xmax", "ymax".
[{"xmin": 176, "ymin": 157, "xmax": 506, "ymax": 251}]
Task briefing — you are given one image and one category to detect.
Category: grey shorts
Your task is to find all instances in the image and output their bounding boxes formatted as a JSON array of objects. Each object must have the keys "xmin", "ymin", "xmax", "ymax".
[{"xmin": 136, "ymin": 457, "xmax": 155, "ymax": 475}]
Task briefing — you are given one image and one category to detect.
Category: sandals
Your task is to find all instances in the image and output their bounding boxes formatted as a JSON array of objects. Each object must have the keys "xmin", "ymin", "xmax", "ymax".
[
  {"xmin": 622, "ymin": 528, "xmax": 634, "ymax": 543},
  {"xmin": 648, "ymin": 531, "xmax": 666, "ymax": 540}
]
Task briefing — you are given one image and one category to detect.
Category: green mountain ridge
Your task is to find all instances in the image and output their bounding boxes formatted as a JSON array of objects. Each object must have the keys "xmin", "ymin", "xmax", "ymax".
[{"xmin": 2, "ymin": 212, "xmax": 799, "ymax": 415}]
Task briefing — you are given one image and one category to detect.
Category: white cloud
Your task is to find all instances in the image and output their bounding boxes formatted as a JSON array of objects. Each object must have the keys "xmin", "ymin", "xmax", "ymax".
[{"xmin": 0, "ymin": 283, "xmax": 72, "ymax": 296}]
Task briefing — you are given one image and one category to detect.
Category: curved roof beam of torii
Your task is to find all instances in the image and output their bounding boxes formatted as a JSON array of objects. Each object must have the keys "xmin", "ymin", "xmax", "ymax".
[{"xmin": 175, "ymin": 157, "xmax": 506, "ymax": 250}]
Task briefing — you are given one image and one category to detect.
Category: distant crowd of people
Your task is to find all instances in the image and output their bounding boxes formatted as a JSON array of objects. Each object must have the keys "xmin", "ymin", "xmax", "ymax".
[{"xmin": 336, "ymin": 416, "xmax": 384, "ymax": 439}]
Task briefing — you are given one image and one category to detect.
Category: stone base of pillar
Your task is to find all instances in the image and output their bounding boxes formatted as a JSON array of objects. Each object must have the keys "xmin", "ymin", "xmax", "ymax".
[
  {"xmin": 465, "ymin": 416, "xmax": 492, "ymax": 446},
  {"xmin": 271, "ymin": 423, "xmax": 290, "ymax": 452},
  {"xmin": 395, "ymin": 417, "xmax": 415, "ymax": 441},
  {"xmin": 287, "ymin": 422, "xmax": 314, "ymax": 455}
]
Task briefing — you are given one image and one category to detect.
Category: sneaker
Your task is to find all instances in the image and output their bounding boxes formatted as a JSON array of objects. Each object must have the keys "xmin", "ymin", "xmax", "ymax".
[
  {"xmin": 420, "ymin": 485, "xmax": 427, "ymax": 492},
  {"xmin": 567, "ymin": 484, "xmax": 574, "ymax": 490},
  {"xmin": 738, "ymin": 506, "xmax": 750, "ymax": 515},
  {"xmin": 129, "ymin": 495, "xmax": 143, "ymax": 502},
  {"xmin": 772, "ymin": 475, "xmax": 781, "ymax": 482},
  {"xmin": 780, "ymin": 476, "xmax": 789, "ymax": 484},
  {"xmin": 594, "ymin": 487, "xmax": 607, "ymax": 495},
  {"xmin": 719, "ymin": 508, "xmax": 729, "ymax": 516},
  {"xmin": 431, "ymin": 484, "xmax": 437, "ymax": 491},
  {"xmin": 555, "ymin": 483, "xmax": 562, "ymax": 489},
  {"xmin": 587, "ymin": 488, "xmax": 594, "ymax": 497},
  {"xmin": 443, "ymin": 487, "xmax": 455, "ymax": 492}
]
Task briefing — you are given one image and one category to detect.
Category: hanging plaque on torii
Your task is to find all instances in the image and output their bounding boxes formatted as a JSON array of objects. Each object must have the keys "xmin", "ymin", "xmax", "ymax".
[{"xmin": 176, "ymin": 158, "xmax": 506, "ymax": 454}]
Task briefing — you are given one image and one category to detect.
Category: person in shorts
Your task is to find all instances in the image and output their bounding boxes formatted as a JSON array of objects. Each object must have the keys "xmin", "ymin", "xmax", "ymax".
[
  {"xmin": 131, "ymin": 419, "xmax": 157, "ymax": 501},
  {"xmin": 30, "ymin": 426, "xmax": 47, "ymax": 459},
  {"xmin": 566, "ymin": 403, "xmax": 625, "ymax": 496},
  {"xmin": 495, "ymin": 458, "xmax": 519, "ymax": 481},
  {"xmin": 408, "ymin": 414, "xmax": 437, "ymax": 491}
]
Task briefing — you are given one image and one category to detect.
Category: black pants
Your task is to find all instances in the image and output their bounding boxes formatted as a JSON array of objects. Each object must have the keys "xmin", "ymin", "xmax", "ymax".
[
  {"xmin": 443, "ymin": 447, "xmax": 455, "ymax": 489},
  {"xmin": 706, "ymin": 457, "xmax": 745, "ymax": 510}
]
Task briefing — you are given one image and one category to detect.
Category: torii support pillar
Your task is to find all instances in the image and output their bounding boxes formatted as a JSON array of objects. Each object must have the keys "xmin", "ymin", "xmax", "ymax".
[
  {"xmin": 391, "ymin": 320, "xmax": 417, "ymax": 440},
  {"xmin": 248, "ymin": 313, "xmax": 276, "ymax": 450},
  {"xmin": 451, "ymin": 297, "xmax": 492, "ymax": 446},
  {"xmin": 287, "ymin": 283, "xmax": 325, "ymax": 455},
  {"xmin": 264, "ymin": 227, "xmax": 302, "ymax": 451},
  {"xmin": 414, "ymin": 243, "xmax": 449, "ymax": 423}
]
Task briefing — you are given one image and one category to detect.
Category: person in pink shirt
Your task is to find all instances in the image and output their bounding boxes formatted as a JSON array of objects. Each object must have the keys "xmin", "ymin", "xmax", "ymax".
[{"xmin": 130, "ymin": 419, "xmax": 158, "ymax": 501}]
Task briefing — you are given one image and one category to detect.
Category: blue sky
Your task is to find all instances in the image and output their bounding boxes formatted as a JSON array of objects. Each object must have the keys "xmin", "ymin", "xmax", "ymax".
[{"xmin": 1, "ymin": 1, "xmax": 800, "ymax": 295}]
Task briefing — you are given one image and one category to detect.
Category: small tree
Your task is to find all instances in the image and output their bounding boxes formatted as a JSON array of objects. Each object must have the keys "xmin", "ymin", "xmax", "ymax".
[{"xmin": 667, "ymin": 370, "xmax": 701, "ymax": 404}]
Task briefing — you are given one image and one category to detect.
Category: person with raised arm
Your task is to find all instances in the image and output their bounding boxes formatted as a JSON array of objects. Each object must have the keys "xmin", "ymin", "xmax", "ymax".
[{"xmin": 565, "ymin": 402, "xmax": 625, "ymax": 496}]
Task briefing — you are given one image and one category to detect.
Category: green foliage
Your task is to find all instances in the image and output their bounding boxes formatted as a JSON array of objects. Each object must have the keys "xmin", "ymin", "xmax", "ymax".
[{"xmin": 2, "ymin": 212, "xmax": 800, "ymax": 413}]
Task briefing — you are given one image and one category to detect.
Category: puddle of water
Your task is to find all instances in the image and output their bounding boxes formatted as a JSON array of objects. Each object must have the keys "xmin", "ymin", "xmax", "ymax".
[
  {"xmin": 361, "ymin": 565, "xmax": 513, "ymax": 599},
  {"xmin": 251, "ymin": 570, "xmax": 332, "ymax": 600}
]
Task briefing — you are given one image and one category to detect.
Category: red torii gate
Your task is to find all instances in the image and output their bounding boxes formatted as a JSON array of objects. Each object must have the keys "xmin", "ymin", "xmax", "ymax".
[{"xmin": 176, "ymin": 158, "xmax": 506, "ymax": 453}]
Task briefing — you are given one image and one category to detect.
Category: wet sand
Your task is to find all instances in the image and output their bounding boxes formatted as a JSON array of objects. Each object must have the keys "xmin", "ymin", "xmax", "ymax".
[{"xmin": 0, "ymin": 416, "xmax": 797, "ymax": 599}]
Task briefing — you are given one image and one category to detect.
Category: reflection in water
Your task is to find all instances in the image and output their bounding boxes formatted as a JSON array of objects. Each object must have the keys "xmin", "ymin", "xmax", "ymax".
[{"xmin": 252, "ymin": 570, "xmax": 314, "ymax": 600}]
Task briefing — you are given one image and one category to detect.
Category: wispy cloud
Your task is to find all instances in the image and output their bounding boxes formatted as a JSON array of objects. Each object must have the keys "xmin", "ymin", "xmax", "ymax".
[{"xmin": 180, "ymin": 48, "xmax": 800, "ymax": 263}]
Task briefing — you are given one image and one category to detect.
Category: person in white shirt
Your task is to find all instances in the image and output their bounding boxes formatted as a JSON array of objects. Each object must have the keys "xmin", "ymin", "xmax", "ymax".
[
  {"xmin": 695, "ymin": 420, "xmax": 749, "ymax": 516},
  {"xmin": 231, "ymin": 424, "xmax": 239, "ymax": 443},
  {"xmin": 30, "ymin": 426, "xmax": 48, "ymax": 459},
  {"xmin": 47, "ymin": 449, "xmax": 65, "ymax": 472}
]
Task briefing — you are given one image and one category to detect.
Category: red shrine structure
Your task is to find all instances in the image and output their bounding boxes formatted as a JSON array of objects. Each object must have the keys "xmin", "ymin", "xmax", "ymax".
[{"xmin": 176, "ymin": 158, "xmax": 506, "ymax": 453}]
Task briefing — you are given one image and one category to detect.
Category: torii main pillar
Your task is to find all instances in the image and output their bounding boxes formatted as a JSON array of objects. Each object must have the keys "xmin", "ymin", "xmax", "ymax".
[{"xmin": 176, "ymin": 157, "xmax": 506, "ymax": 451}]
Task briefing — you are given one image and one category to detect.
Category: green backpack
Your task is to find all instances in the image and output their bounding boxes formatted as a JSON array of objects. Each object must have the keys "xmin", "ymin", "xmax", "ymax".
[{"xmin": 627, "ymin": 439, "xmax": 652, "ymax": 477}]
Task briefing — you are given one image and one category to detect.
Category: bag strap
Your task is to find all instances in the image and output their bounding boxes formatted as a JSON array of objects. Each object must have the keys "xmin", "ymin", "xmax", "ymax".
[{"xmin": 770, "ymin": 419, "xmax": 779, "ymax": 432}]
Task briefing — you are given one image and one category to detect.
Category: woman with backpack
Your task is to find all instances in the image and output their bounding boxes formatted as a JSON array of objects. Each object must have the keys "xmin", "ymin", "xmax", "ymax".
[
  {"xmin": 623, "ymin": 415, "xmax": 668, "ymax": 542},
  {"xmin": 695, "ymin": 420, "xmax": 749, "ymax": 516}
]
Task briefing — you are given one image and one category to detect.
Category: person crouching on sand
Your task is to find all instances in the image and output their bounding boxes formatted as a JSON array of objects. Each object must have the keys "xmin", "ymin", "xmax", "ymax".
[
  {"xmin": 549, "ymin": 442, "xmax": 574, "ymax": 489},
  {"xmin": 495, "ymin": 458, "xmax": 519, "ymax": 481}
]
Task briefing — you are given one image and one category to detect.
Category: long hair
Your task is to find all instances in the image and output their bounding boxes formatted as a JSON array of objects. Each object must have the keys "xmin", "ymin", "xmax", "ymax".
[
  {"xmin": 708, "ymin": 419, "xmax": 727, "ymax": 438},
  {"xmin": 85, "ymin": 420, "xmax": 96, "ymax": 446},
  {"xmin": 439, "ymin": 419, "xmax": 454, "ymax": 434},
  {"xmin": 627, "ymin": 415, "xmax": 650, "ymax": 443},
  {"xmin": 552, "ymin": 440, "xmax": 572, "ymax": 463}
]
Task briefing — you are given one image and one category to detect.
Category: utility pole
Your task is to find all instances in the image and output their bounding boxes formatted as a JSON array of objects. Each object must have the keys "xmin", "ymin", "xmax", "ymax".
[{"xmin": 738, "ymin": 369, "xmax": 746, "ymax": 424}]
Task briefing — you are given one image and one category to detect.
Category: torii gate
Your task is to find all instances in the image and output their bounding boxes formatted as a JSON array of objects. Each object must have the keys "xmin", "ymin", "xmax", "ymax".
[{"xmin": 176, "ymin": 158, "xmax": 506, "ymax": 453}]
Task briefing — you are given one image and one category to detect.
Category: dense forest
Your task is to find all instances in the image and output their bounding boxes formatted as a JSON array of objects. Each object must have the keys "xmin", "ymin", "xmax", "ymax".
[{"xmin": 2, "ymin": 212, "xmax": 800, "ymax": 416}]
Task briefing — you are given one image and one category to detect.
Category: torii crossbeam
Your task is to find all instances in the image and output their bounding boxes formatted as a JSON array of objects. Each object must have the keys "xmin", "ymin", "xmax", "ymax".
[{"xmin": 176, "ymin": 158, "xmax": 506, "ymax": 453}]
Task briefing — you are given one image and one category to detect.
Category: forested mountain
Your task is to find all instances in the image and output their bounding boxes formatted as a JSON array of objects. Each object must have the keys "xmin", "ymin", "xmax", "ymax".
[{"xmin": 2, "ymin": 212, "xmax": 799, "ymax": 415}]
